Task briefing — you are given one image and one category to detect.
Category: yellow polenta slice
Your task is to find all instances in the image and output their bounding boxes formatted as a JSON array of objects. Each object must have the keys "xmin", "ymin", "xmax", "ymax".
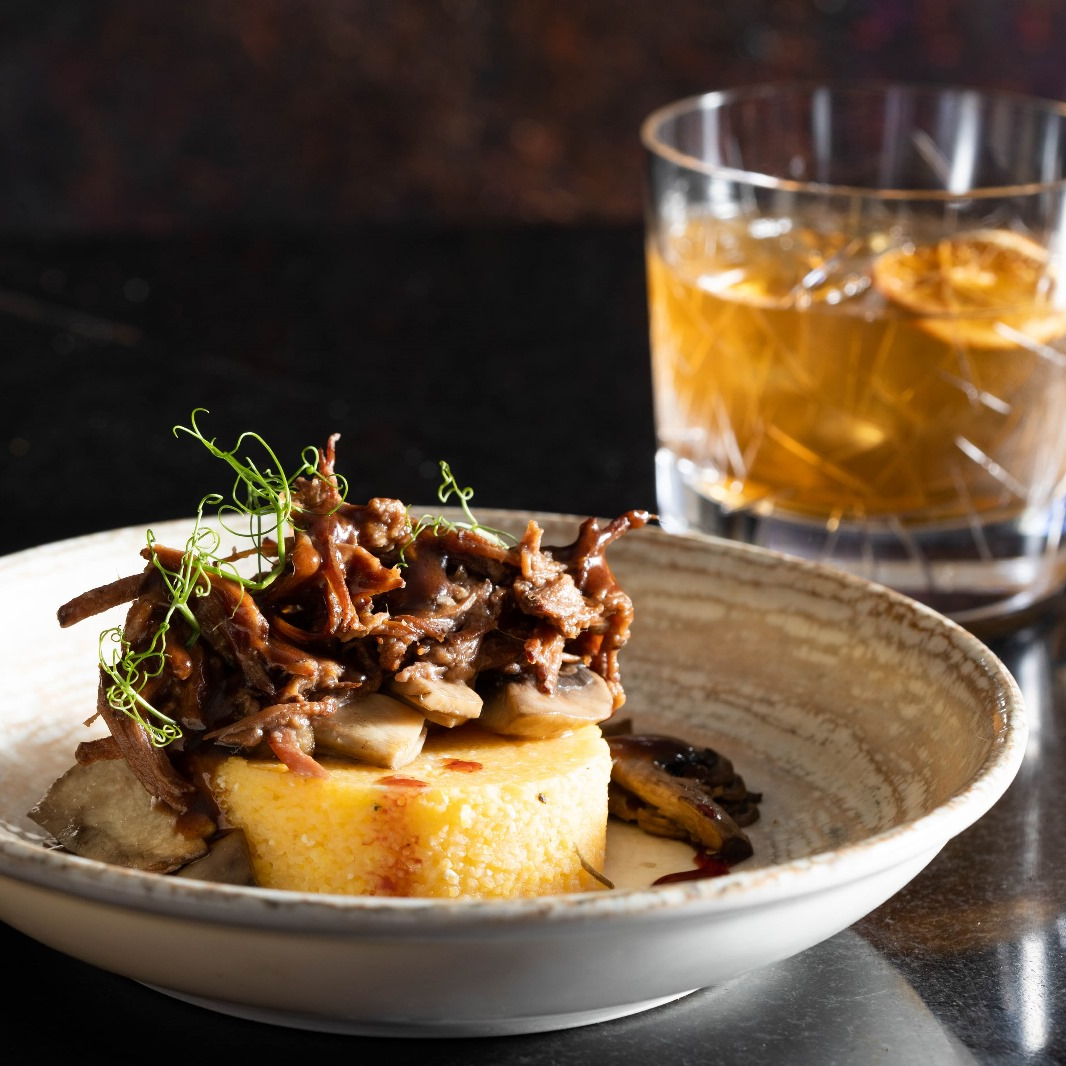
[{"xmin": 210, "ymin": 724, "xmax": 611, "ymax": 899}]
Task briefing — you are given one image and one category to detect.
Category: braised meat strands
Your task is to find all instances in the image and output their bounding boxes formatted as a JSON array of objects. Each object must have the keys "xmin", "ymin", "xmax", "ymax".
[
  {"xmin": 56, "ymin": 432, "xmax": 650, "ymax": 817},
  {"xmin": 36, "ymin": 418, "xmax": 762, "ymax": 887}
]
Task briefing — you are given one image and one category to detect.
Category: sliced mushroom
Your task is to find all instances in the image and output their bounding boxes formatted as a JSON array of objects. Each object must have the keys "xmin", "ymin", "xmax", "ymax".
[
  {"xmin": 479, "ymin": 664, "xmax": 614, "ymax": 739},
  {"xmin": 26, "ymin": 757, "xmax": 214, "ymax": 873},
  {"xmin": 386, "ymin": 675, "xmax": 483, "ymax": 728},
  {"xmin": 607, "ymin": 734, "xmax": 759, "ymax": 863},
  {"xmin": 175, "ymin": 828, "xmax": 257, "ymax": 885},
  {"xmin": 607, "ymin": 783, "xmax": 688, "ymax": 840},
  {"xmin": 312, "ymin": 691, "xmax": 428, "ymax": 768}
]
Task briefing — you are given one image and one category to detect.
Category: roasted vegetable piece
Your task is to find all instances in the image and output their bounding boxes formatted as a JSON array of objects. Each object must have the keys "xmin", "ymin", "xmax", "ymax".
[
  {"xmin": 174, "ymin": 829, "xmax": 256, "ymax": 884},
  {"xmin": 27, "ymin": 756, "xmax": 214, "ymax": 872},
  {"xmin": 607, "ymin": 734, "xmax": 762, "ymax": 863}
]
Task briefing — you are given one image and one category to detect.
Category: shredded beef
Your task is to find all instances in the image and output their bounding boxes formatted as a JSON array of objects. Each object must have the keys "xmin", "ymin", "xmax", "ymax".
[{"xmin": 57, "ymin": 435, "xmax": 650, "ymax": 812}]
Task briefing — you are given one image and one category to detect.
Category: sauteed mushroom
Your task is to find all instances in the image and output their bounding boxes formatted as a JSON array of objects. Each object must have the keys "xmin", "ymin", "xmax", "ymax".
[
  {"xmin": 313, "ymin": 691, "xmax": 428, "ymax": 767},
  {"xmin": 607, "ymin": 734, "xmax": 761, "ymax": 863},
  {"xmin": 479, "ymin": 664, "xmax": 614, "ymax": 738},
  {"xmin": 27, "ymin": 756, "xmax": 214, "ymax": 872},
  {"xmin": 386, "ymin": 675, "xmax": 484, "ymax": 728},
  {"xmin": 175, "ymin": 829, "xmax": 256, "ymax": 885}
]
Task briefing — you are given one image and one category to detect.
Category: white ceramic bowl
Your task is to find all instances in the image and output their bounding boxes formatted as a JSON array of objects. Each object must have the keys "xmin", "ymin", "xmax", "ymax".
[{"xmin": 0, "ymin": 513, "xmax": 1027, "ymax": 1037}]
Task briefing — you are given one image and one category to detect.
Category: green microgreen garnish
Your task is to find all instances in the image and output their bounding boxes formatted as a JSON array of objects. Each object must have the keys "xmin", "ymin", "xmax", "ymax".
[
  {"xmin": 99, "ymin": 628, "xmax": 181, "ymax": 746},
  {"xmin": 402, "ymin": 461, "xmax": 515, "ymax": 563},
  {"xmin": 96, "ymin": 419, "xmax": 503, "ymax": 746},
  {"xmin": 173, "ymin": 407, "xmax": 347, "ymax": 592},
  {"xmin": 97, "ymin": 408, "xmax": 345, "ymax": 747}
]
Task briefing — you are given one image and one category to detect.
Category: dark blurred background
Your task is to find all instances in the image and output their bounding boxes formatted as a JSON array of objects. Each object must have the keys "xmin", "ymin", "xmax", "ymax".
[
  {"xmin": 5, "ymin": 1, "xmax": 1066, "ymax": 232},
  {"xmin": 3, "ymin": 0, "xmax": 1066, "ymax": 554}
]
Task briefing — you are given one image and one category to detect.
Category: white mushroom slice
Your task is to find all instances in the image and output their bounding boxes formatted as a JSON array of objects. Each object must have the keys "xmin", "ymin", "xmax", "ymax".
[
  {"xmin": 386, "ymin": 676, "xmax": 483, "ymax": 728},
  {"xmin": 312, "ymin": 691, "xmax": 428, "ymax": 768},
  {"xmin": 479, "ymin": 665, "xmax": 614, "ymax": 739},
  {"xmin": 26, "ymin": 757, "xmax": 214, "ymax": 873}
]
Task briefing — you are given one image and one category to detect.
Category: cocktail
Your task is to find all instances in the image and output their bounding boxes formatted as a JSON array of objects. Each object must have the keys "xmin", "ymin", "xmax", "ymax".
[{"xmin": 642, "ymin": 83, "xmax": 1066, "ymax": 622}]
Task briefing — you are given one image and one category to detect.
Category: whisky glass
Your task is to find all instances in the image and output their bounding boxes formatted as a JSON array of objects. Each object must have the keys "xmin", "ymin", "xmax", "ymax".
[{"xmin": 643, "ymin": 83, "xmax": 1066, "ymax": 623}]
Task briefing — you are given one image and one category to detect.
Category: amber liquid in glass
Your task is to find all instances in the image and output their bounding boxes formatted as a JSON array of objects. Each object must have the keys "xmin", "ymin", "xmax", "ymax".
[{"xmin": 647, "ymin": 216, "xmax": 1066, "ymax": 529}]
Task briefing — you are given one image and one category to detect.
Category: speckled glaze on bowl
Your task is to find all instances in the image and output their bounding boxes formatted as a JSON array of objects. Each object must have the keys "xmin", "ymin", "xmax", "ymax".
[{"xmin": 0, "ymin": 513, "xmax": 1027, "ymax": 1037}]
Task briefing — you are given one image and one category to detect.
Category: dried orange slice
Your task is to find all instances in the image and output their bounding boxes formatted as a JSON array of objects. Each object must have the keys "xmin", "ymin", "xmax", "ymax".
[{"xmin": 871, "ymin": 229, "xmax": 1066, "ymax": 349}]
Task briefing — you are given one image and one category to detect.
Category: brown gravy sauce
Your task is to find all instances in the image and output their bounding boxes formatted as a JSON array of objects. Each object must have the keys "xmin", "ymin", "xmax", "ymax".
[{"xmin": 652, "ymin": 849, "xmax": 732, "ymax": 886}]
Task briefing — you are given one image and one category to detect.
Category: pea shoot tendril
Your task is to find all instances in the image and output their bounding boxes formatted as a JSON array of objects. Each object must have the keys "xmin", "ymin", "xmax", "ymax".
[
  {"xmin": 98, "ymin": 408, "xmax": 342, "ymax": 747},
  {"xmin": 403, "ymin": 461, "xmax": 515, "ymax": 562},
  {"xmin": 96, "ymin": 416, "xmax": 497, "ymax": 748}
]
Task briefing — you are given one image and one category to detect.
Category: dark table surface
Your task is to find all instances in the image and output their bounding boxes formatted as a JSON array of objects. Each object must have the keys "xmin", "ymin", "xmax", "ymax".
[{"xmin": 1, "ymin": 225, "xmax": 1063, "ymax": 1064}]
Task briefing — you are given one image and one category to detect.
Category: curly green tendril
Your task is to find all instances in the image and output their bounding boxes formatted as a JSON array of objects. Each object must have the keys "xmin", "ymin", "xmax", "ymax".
[
  {"xmin": 98, "ymin": 408, "xmax": 345, "ymax": 747},
  {"xmin": 401, "ymin": 461, "xmax": 515, "ymax": 564}
]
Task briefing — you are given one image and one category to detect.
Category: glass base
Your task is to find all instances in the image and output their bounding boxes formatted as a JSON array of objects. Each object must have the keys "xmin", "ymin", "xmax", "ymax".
[{"xmin": 655, "ymin": 449, "xmax": 1066, "ymax": 627}]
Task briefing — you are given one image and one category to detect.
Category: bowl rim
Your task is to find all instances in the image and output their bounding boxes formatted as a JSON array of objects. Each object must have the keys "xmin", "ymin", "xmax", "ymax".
[{"xmin": 0, "ymin": 514, "xmax": 1028, "ymax": 935}]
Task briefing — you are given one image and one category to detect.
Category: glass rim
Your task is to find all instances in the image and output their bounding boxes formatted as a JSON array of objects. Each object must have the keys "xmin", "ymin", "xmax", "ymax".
[{"xmin": 640, "ymin": 80, "xmax": 1066, "ymax": 201}]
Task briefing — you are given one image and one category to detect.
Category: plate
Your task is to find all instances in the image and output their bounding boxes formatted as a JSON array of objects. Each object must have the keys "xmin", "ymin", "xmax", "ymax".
[{"xmin": 0, "ymin": 512, "xmax": 1027, "ymax": 1037}]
